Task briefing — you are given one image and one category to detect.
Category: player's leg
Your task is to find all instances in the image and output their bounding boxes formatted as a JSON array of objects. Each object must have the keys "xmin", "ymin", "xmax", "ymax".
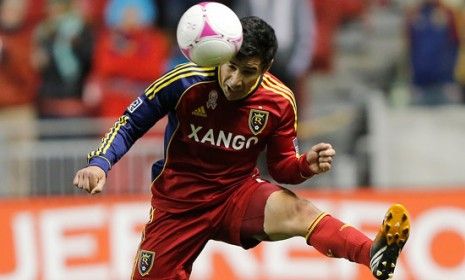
[
  {"xmin": 131, "ymin": 207, "xmax": 210, "ymax": 280},
  {"xmin": 263, "ymin": 189, "xmax": 410, "ymax": 280},
  {"xmin": 221, "ymin": 179, "xmax": 372, "ymax": 262},
  {"xmin": 263, "ymin": 189, "xmax": 372, "ymax": 265},
  {"xmin": 213, "ymin": 178, "xmax": 281, "ymax": 248}
]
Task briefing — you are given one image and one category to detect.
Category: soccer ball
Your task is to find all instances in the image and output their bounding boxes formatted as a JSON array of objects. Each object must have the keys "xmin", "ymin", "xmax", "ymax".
[{"xmin": 176, "ymin": 2, "xmax": 243, "ymax": 67}]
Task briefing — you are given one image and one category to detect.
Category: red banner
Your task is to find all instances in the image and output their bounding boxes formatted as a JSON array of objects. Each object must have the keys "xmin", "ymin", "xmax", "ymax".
[{"xmin": 0, "ymin": 188, "xmax": 464, "ymax": 280}]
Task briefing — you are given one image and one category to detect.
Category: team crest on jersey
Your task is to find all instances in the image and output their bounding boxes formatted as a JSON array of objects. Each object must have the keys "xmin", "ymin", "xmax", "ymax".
[
  {"xmin": 206, "ymin": 90, "xmax": 218, "ymax": 109},
  {"xmin": 138, "ymin": 250, "xmax": 155, "ymax": 276},
  {"xmin": 249, "ymin": 109, "xmax": 269, "ymax": 135}
]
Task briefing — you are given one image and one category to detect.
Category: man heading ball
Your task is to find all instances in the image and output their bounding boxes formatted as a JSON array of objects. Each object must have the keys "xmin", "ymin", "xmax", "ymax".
[{"xmin": 73, "ymin": 16, "xmax": 410, "ymax": 280}]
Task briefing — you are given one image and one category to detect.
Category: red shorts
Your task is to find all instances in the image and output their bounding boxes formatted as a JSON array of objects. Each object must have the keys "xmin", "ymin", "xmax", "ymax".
[{"xmin": 131, "ymin": 178, "xmax": 281, "ymax": 280}]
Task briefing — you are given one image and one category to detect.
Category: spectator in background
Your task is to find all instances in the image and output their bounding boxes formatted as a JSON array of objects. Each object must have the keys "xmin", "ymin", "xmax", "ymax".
[
  {"xmin": 310, "ymin": 0, "xmax": 369, "ymax": 74},
  {"xmin": 233, "ymin": 0, "xmax": 316, "ymax": 115},
  {"xmin": 86, "ymin": 0, "xmax": 170, "ymax": 118},
  {"xmin": 0, "ymin": 0, "xmax": 38, "ymax": 112},
  {"xmin": 71, "ymin": 0, "xmax": 108, "ymax": 32},
  {"xmin": 0, "ymin": 0, "xmax": 38, "ymax": 196},
  {"xmin": 406, "ymin": 0, "xmax": 461, "ymax": 105},
  {"xmin": 340, "ymin": 0, "xmax": 368, "ymax": 22},
  {"xmin": 32, "ymin": 0, "xmax": 94, "ymax": 118},
  {"xmin": 310, "ymin": 0, "xmax": 340, "ymax": 73},
  {"xmin": 455, "ymin": 3, "xmax": 465, "ymax": 102}
]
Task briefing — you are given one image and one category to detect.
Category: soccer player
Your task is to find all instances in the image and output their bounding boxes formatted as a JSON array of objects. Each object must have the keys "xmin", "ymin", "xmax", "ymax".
[{"xmin": 73, "ymin": 16, "xmax": 410, "ymax": 280}]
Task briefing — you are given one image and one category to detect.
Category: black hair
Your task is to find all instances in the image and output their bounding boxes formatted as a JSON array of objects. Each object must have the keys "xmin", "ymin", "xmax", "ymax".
[{"xmin": 237, "ymin": 16, "xmax": 278, "ymax": 69}]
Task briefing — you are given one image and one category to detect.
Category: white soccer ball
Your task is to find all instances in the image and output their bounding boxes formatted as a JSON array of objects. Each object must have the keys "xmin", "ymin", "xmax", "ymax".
[{"xmin": 176, "ymin": 2, "xmax": 243, "ymax": 67}]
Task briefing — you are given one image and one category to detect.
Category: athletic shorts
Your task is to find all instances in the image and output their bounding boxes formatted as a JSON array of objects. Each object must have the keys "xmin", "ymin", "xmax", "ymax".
[{"xmin": 131, "ymin": 178, "xmax": 282, "ymax": 280}]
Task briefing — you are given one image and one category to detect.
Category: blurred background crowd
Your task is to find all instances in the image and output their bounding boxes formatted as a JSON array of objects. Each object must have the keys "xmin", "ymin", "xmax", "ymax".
[{"xmin": 1, "ymin": 0, "xmax": 465, "ymax": 197}]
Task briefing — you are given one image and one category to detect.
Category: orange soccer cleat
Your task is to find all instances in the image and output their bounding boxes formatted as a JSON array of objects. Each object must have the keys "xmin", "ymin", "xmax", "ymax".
[{"xmin": 370, "ymin": 204, "xmax": 410, "ymax": 280}]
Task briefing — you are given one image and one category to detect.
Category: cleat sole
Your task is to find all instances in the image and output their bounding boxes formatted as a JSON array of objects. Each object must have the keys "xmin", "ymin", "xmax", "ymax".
[{"xmin": 382, "ymin": 204, "xmax": 410, "ymax": 247}]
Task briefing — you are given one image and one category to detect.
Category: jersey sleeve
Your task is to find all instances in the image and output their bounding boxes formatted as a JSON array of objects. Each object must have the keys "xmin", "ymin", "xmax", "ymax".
[
  {"xmin": 87, "ymin": 63, "xmax": 217, "ymax": 175},
  {"xmin": 87, "ymin": 86, "xmax": 176, "ymax": 174},
  {"xmin": 266, "ymin": 100, "xmax": 314, "ymax": 184}
]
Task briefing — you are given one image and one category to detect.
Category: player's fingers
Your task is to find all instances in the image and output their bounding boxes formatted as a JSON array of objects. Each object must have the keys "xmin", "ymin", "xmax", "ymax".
[
  {"xmin": 318, "ymin": 162, "xmax": 332, "ymax": 172},
  {"xmin": 91, "ymin": 177, "xmax": 105, "ymax": 195},
  {"xmin": 312, "ymin": 142, "xmax": 332, "ymax": 153},
  {"xmin": 90, "ymin": 184, "xmax": 102, "ymax": 195},
  {"xmin": 318, "ymin": 148, "xmax": 336, "ymax": 157},
  {"xmin": 73, "ymin": 172, "xmax": 80, "ymax": 187},
  {"xmin": 82, "ymin": 172, "xmax": 91, "ymax": 193},
  {"xmin": 319, "ymin": 156, "xmax": 333, "ymax": 164},
  {"xmin": 89, "ymin": 173, "xmax": 98, "ymax": 190},
  {"xmin": 77, "ymin": 171, "xmax": 85, "ymax": 189}
]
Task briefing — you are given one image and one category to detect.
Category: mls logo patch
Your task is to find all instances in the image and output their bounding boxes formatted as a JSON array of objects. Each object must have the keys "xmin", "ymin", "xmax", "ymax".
[
  {"xmin": 128, "ymin": 97, "xmax": 143, "ymax": 113},
  {"xmin": 138, "ymin": 250, "xmax": 155, "ymax": 276},
  {"xmin": 292, "ymin": 137, "xmax": 300, "ymax": 155},
  {"xmin": 249, "ymin": 109, "xmax": 269, "ymax": 135}
]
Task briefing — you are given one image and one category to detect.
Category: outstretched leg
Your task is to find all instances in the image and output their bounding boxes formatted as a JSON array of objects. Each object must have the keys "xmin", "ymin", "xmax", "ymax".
[{"xmin": 263, "ymin": 190, "xmax": 410, "ymax": 280}]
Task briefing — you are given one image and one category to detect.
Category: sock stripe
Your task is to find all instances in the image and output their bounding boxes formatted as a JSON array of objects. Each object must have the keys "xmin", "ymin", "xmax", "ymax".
[{"xmin": 305, "ymin": 212, "xmax": 329, "ymax": 241}]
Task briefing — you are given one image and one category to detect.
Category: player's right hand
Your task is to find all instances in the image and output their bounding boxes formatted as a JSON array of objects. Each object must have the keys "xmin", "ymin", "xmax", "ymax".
[
  {"xmin": 73, "ymin": 166, "xmax": 106, "ymax": 195},
  {"xmin": 305, "ymin": 142, "xmax": 335, "ymax": 174}
]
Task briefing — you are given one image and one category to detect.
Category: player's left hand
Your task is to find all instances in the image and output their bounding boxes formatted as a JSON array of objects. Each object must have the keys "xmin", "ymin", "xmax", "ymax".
[{"xmin": 305, "ymin": 143, "xmax": 335, "ymax": 174}]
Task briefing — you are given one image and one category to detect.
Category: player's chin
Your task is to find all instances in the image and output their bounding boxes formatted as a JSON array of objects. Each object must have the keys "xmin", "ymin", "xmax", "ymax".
[{"xmin": 223, "ymin": 89, "xmax": 239, "ymax": 101}]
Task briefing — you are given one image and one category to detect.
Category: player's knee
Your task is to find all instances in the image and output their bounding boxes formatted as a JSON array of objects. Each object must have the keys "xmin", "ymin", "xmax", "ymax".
[
  {"xmin": 288, "ymin": 198, "xmax": 321, "ymax": 233},
  {"xmin": 264, "ymin": 190, "xmax": 321, "ymax": 238}
]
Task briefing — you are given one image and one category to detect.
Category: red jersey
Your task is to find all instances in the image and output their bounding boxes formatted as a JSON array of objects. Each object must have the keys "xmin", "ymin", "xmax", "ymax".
[{"xmin": 88, "ymin": 63, "xmax": 313, "ymax": 212}]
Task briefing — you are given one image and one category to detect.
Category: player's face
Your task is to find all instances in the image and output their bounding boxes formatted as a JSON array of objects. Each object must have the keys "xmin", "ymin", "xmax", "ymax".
[{"xmin": 219, "ymin": 56, "xmax": 265, "ymax": 101}]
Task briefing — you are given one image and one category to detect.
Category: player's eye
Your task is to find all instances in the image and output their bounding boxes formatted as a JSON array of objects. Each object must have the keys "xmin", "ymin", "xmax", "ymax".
[
  {"xmin": 242, "ymin": 69, "xmax": 256, "ymax": 76},
  {"xmin": 228, "ymin": 64, "xmax": 237, "ymax": 71}
]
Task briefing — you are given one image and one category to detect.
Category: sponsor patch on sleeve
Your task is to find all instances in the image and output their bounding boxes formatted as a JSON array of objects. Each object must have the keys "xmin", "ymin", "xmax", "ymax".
[
  {"xmin": 293, "ymin": 137, "xmax": 300, "ymax": 155},
  {"xmin": 128, "ymin": 97, "xmax": 143, "ymax": 113}
]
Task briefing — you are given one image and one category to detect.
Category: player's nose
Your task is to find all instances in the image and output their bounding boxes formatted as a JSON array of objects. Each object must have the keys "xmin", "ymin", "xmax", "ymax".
[{"xmin": 228, "ymin": 71, "xmax": 243, "ymax": 89}]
